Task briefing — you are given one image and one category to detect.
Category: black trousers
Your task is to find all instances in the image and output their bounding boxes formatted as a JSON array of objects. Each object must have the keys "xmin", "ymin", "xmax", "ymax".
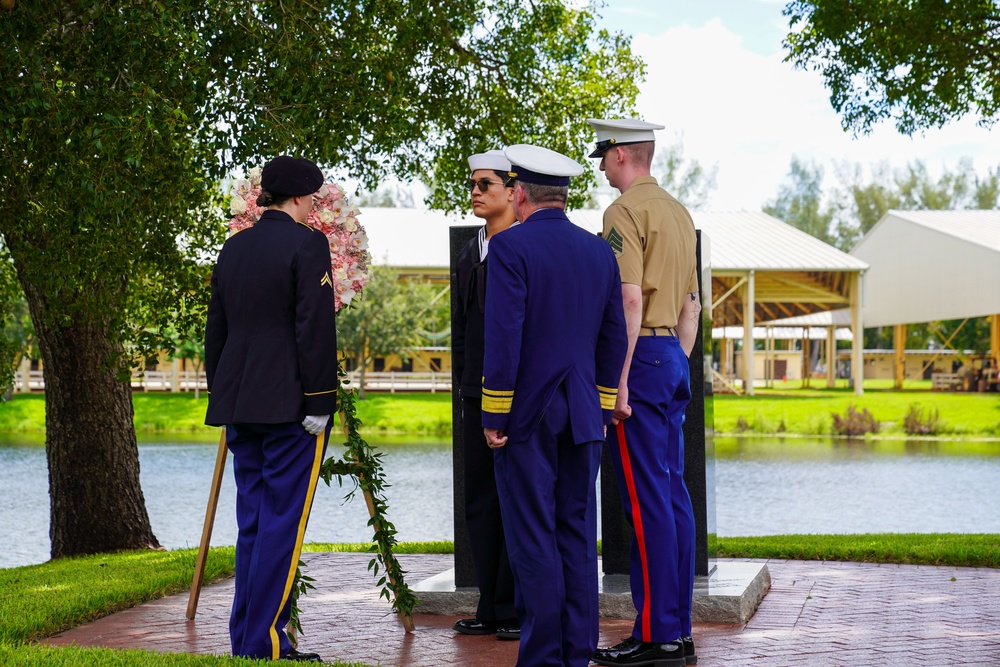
[{"xmin": 462, "ymin": 396, "xmax": 516, "ymax": 623}]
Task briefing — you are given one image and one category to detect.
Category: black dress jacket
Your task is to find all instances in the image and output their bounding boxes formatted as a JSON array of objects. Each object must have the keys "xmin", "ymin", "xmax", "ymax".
[
  {"xmin": 452, "ymin": 233, "xmax": 487, "ymax": 400},
  {"xmin": 204, "ymin": 210, "xmax": 339, "ymax": 426}
]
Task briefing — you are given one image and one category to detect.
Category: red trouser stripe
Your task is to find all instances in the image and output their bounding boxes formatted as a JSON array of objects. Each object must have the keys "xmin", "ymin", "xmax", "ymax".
[{"xmin": 616, "ymin": 421, "xmax": 652, "ymax": 640}]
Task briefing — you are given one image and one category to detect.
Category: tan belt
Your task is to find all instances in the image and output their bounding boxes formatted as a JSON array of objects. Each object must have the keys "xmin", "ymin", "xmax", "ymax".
[{"xmin": 638, "ymin": 326, "xmax": 677, "ymax": 337}]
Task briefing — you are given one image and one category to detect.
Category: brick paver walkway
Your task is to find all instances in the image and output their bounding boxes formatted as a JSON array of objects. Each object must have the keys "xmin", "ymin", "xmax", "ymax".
[{"xmin": 46, "ymin": 554, "xmax": 1000, "ymax": 666}]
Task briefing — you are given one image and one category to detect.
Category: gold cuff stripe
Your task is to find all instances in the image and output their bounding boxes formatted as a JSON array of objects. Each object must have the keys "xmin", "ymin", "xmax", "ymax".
[
  {"xmin": 600, "ymin": 393, "xmax": 616, "ymax": 410},
  {"xmin": 597, "ymin": 385, "xmax": 618, "ymax": 395},
  {"xmin": 482, "ymin": 387, "xmax": 515, "ymax": 397},
  {"xmin": 304, "ymin": 389, "xmax": 337, "ymax": 396},
  {"xmin": 482, "ymin": 395, "xmax": 513, "ymax": 413}
]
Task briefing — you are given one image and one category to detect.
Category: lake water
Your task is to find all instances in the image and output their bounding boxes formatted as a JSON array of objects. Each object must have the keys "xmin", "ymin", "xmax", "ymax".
[{"xmin": 2, "ymin": 435, "xmax": 999, "ymax": 569}]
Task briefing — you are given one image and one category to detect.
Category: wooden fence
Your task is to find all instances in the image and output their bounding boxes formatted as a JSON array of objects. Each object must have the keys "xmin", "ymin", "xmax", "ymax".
[{"xmin": 10, "ymin": 369, "xmax": 451, "ymax": 394}]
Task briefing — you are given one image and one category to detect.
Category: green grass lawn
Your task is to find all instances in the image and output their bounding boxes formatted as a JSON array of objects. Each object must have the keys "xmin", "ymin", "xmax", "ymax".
[
  {"xmin": 2, "ymin": 386, "xmax": 998, "ymax": 438},
  {"xmin": 0, "ymin": 392, "xmax": 454, "ymax": 437},
  {"xmin": 714, "ymin": 385, "xmax": 1000, "ymax": 437}
]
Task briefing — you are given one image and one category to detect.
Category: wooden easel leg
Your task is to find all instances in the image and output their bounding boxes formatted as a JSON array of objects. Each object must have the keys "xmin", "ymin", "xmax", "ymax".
[
  {"xmin": 359, "ymin": 480, "xmax": 416, "ymax": 632},
  {"xmin": 187, "ymin": 428, "xmax": 229, "ymax": 619},
  {"xmin": 339, "ymin": 413, "xmax": 415, "ymax": 632}
]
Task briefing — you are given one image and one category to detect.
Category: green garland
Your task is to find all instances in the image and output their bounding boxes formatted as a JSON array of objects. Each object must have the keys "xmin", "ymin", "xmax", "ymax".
[{"xmin": 289, "ymin": 362, "xmax": 417, "ymax": 637}]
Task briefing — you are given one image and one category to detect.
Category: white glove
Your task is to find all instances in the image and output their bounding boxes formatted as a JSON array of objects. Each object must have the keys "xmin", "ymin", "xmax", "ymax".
[{"xmin": 301, "ymin": 414, "xmax": 330, "ymax": 435}]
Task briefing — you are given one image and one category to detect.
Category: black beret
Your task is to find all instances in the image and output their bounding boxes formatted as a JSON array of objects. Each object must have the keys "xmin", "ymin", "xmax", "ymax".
[{"xmin": 261, "ymin": 155, "xmax": 324, "ymax": 197}]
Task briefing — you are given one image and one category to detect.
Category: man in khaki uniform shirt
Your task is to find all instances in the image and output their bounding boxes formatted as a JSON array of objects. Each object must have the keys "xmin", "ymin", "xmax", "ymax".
[{"xmin": 587, "ymin": 119, "xmax": 702, "ymax": 667}]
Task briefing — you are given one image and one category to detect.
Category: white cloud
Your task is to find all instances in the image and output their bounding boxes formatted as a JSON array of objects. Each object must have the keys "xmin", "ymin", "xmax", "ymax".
[{"xmin": 632, "ymin": 19, "xmax": 1000, "ymax": 210}]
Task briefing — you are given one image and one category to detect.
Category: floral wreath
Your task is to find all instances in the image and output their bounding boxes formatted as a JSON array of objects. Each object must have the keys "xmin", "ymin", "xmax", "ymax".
[
  {"xmin": 226, "ymin": 167, "xmax": 416, "ymax": 633},
  {"xmin": 228, "ymin": 166, "xmax": 370, "ymax": 311}
]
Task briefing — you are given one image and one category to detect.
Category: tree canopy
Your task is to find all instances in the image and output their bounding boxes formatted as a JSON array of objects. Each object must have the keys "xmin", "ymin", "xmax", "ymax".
[
  {"xmin": 784, "ymin": 0, "xmax": 1000, "ymax": 135},
  {"xmin": 764, "ymin": 157, "xmax": 836, "ymax": 246},
  {"xmin": 0, "ymin": 0, "xmax": 643, "ymax": 557}
]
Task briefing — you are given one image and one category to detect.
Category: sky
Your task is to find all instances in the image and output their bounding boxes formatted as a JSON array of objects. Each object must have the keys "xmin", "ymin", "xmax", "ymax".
[{"xmin": 591, "ymin": 0, "xmax": 1000, "ymax": 210}]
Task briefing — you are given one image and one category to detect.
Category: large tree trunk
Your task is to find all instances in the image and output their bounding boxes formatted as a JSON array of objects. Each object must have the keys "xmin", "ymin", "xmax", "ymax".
[{"xmin": 23, "ymin": 283, "xmax": 160, "ymax": 558}]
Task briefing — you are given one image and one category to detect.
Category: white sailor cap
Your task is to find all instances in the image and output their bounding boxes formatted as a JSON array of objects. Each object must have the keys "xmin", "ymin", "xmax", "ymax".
[
  {"xmin": 504, "ymin": 144, "xmax": 584, "ymax": 187},
  {"xmin": 467, "ymin": 149, "xmax": 511, "ymax": 173},
  {"xmin": 586, "ymin": 118, "xmax": 664, "ymax": 158}
]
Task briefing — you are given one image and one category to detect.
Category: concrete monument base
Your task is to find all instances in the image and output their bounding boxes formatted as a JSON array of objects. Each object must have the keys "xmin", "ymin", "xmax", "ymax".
[{"xmin": 414, "ymin": 560, "xmax": 770, "ymax": 625}]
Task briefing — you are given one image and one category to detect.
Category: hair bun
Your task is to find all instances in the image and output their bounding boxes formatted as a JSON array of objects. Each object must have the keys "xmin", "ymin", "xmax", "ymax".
[{"xmin": 256, "ymin": 190, "xmax": 275, "ymax": 207}]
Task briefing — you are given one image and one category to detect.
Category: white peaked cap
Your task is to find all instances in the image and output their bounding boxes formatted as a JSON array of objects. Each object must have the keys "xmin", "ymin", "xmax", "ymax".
[
  {"xmin": 586, "ymin": 118, "xmax": 665, "ymax": 157},
  {"xmin": 503, "ymin": 144, "xmax": 584, "ymax": 186},
  {"xmin": 467, "ymin": 149, "xmax": 511, "ymax": 173}
]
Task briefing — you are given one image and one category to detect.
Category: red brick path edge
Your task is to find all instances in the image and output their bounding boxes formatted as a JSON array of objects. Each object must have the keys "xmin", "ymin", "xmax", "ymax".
[{"xmin": 46, "ymin": 554, "xmax": 1000, "ymax": 667}]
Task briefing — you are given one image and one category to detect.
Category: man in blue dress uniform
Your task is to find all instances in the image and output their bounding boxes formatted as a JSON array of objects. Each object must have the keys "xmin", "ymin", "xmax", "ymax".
[
  {"xmin": 481, "ymin": 144, "xmax": 628, "ymax": 667},
  {"xmin": 205, "ymin": 155, "xmax": 338, "ymax": 662},
  {"xmin": 587, "ymin": 120, "xmax": 703, "ymax": 667}
]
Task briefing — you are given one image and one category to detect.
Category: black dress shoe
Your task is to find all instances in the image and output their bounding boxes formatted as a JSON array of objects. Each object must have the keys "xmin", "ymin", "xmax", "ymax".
[
  {"xmin": 592, "ymin": 636, "xmax": 686, "ymax": 667},
  {"xmin": 495, "ymin": 623, "xmax": 520, "ymax": 640},
  {"xmin": 280, "ymin": 648, "xmax": 322, "ymax": 662},
  {"xmin": 680, "ymin": 635, "xmax": 697, "ymax": 665},
  {"xmin": 453, "ymin": 618, "xmax": 498, "ymax": 635}
]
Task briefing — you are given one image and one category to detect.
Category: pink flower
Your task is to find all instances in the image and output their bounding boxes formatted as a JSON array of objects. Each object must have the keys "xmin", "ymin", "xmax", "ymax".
[{"xmin": 228, "ymin": 168, "xmax": 369, "ymax": 311}]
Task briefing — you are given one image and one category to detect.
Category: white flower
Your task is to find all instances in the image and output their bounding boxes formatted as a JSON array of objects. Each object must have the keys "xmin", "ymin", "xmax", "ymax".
[
  {"xmin": 234, "ymin": 178, "xmax": 253, "ymax": 197},
  {"xmin": 230, "ymin": 195, "xmax": 248, "ymax": 215},
  {"xmin": 339, "ymin": 287, "xmax": 357, "ymax": 305},
  {"xmin": 343, "ymin": 216, "xmax": 357, "ymax": 232},
  {"xmin": 348, "ymin": 231, "xmax": 368, "ymax": 251},
  {"xmin": 348, "ymin": 205, "xmax": 360, "ymax": 217},
  {"xmin": 319, "ymin": 209, "xmax": 335, "ymax": 224},
  {"xmin": 334, "ymin": 266, "xmax": 349, "ymax": 284},
  {"xmin": 317, "ymin": 184, "xmax": 329, "ymax": 198},
  {"xmin": 328, "ymin": 202, "xmax": 347, "ymax": 219},
  {"xmin": 248, "ymin": 167, "xmax": 262, "ymax": 187}
]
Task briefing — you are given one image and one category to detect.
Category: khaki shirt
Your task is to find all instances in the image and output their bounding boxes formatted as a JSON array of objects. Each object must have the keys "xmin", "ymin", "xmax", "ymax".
[{"xmin": 603, "ymin": 176, "xmax": 698, "ymax": 329}]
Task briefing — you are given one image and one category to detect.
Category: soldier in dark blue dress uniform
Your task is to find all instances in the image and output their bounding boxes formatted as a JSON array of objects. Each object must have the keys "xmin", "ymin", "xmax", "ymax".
[
  {"xmin": 205, "ymin": 155, "xmax": 338, "ymax": 663},
  {"xmin": 452, "ymin": 150, "xmax": 521, "ymax": 640},
  {"xmin": 481, "ymin": 144, "xmax": 628, "ymax": 667}
]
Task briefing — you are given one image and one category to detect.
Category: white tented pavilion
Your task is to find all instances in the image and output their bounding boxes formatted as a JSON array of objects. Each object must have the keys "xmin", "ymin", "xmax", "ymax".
[
  {"xmin": 850, "ymin": 209, "xmax": 1000, "ymax": 387},
  {"xmin": 693, "ymin": 211, "xmax": 869, "ymax": 395},
  {"xmin": 357, "ymin": 207, "xmax": 872, "ymax": 394}
]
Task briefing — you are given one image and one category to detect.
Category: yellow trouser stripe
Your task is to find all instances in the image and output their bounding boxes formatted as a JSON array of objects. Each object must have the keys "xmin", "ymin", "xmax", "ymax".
[{"xmin": 268, "ymin": 432, "xmax": 326, "ymax": 659}]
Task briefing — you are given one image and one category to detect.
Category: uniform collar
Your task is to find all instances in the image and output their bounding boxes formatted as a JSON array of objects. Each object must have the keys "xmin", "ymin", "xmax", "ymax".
[
  {"xmin": 625, "ymin": 175, "xmax": 659, "ymax": 193},
  {"xmin": 258, "ymin": 209, "xmax": 296, "ymax": 224}
]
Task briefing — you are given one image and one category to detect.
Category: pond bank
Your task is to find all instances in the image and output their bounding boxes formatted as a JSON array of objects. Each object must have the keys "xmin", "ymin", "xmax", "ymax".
[{"xmin": 1, "ymin": 390, "xmax": 998, "ymax": 438}]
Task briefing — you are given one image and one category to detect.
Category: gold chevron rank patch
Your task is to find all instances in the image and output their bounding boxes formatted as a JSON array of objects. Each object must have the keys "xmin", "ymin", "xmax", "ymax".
[
  {"xmin": 606, "ymin": 227, "xmax": 624, "ymax": 257},
  {"xmin": 320, "ymin": 272, "xmax": 334, "ymax": 290}
]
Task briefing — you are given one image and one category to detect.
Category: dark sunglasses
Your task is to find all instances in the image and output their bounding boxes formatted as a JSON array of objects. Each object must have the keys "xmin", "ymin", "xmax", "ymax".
[{"xmin": 466, "ymin": 177, "xmax": 515, "ymax": 193}]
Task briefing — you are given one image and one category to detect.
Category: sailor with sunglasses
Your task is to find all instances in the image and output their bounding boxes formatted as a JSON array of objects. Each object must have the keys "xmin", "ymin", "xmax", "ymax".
[{"xmin": 452, "ymin": 149, "xmax": 521, "ymax": 641}]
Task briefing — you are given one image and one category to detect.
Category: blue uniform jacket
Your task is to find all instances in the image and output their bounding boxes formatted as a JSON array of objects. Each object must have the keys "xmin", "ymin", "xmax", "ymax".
[
  {"xmin": 204, "ymin": 210, "xmax": 339, "ymax": 426},
  {"xmin": 481, "ymin": 208, "xmax": 627, "ymax": 443}
]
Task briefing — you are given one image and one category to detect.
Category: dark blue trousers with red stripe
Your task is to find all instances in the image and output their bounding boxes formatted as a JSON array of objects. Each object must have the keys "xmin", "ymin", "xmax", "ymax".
[
  {"xmin": 607, "ymin": 335, "xmax": 695, "ymax": 643},
  {"xmin": 226, "ymin": 421, "xmax": 330, "ymax": 660},
  {"xmin": 494, "ymin": 385, "xmax": 602, "ymax": 667}
]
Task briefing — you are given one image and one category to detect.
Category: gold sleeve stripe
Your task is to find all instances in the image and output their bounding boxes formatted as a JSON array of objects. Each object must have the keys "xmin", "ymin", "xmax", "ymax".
[
  {"xmin": 304, "ymin": 389, "xmax": 337, "ymax": 396},
  {"xmin": 482, "ymin": 395, "xmax": 513, "ymax": 413},
  {"xmin": 482, "ymin": 387, "xmax": 515, "ymax": 397},
  {"xmin": 598, "ymin": 384, "xmax": 618, "ymax": 411}
]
